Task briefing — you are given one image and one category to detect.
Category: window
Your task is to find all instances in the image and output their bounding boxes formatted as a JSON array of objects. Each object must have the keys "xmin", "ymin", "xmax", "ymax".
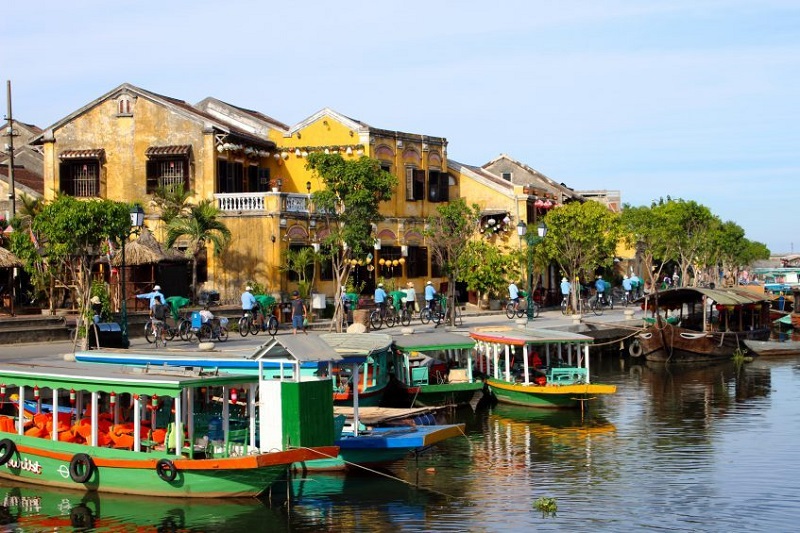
[
  {"xmin": 378, "ymin": 246, "xmax": 401, "ymax": 279},
  {"xmin": 427, "ymin": 170, "xmax": 449, "ymax": 203},
  {"xmin": 146, "ymin": 158, "xmax": 189, "ymax": 194},
  {"xmin": 117, "ymin": 96, "xmax": 133, "ymax": 116},
  {"xmin": 502, "ymin": 172, "xmax": 512, "ymax": 181},
  {"xmin": 406, "ymin": 167, "xmax": 425, "ymax": 201},
  {"xmin": 216, "ymin": 160, "xmax": 244, "ymax": 193},
  {"xmin": 59, "ymin": 160, "xmax": 100, "ymax": 197},
  {"xmin": 405, "ymin": 246, "xmax": 428, "ymax": 278}
]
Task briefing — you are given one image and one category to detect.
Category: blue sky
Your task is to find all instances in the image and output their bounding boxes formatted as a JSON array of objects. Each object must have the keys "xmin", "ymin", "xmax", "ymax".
[{"xmin": 4, "ymin": 1, "xmax": 798, "ymax": 253}]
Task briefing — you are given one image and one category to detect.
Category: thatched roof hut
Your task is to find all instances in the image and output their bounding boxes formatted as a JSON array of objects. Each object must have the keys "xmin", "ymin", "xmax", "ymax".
[
  {"xmin": 112, "ymin": 227, "xmax": 186, "ymax": 266},
  {"xmin": 0, "ymin": 246, "xmax": 22, "ymax": 268}
]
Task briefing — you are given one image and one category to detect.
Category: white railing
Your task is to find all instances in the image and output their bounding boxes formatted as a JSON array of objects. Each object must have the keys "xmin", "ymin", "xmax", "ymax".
[
  {"xmin": 284, "ymin": 194, "xmax": 310, "ymax": 214},
  {"xmin": 215, "ymin": 192, "xmax": 268, "ymax": 212}
]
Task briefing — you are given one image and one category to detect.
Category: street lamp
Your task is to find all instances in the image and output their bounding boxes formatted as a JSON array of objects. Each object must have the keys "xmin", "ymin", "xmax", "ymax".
[
  {"xmin": 120, "ymin": 205, "xmax": 145, "ymax": 348},
  {"xmin": 517, "ymin": 220, "xmax": 548, "ymax": 320}
]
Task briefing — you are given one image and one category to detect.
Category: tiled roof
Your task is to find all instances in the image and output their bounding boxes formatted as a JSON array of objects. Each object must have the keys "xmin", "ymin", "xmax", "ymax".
[
  {"xmin": 58, "ymin": 149, "xmax": 105, "ymax": 160},
  {"xmin": 145, "ymin": 145, "xmax": 192, "ymax": 157},
  {"xmin": 0, "ymin": 166, "xmax": 44, "ymax": 195}
]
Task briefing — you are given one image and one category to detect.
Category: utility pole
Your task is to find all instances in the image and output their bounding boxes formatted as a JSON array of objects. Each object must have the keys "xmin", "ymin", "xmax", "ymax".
[{"xmin": 5, "ymin": 80, "xmax": 16, "ymax": 216}]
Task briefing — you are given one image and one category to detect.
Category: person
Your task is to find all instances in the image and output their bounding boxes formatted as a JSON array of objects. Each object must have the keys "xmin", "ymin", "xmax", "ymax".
[
  {"xmin": 374, "ymin": 283, "xmax": 388, "ymax": 319},
  {"xmin": 508, "ymin": 281, "xmax": 520, "ymax": 311},
  {"xmin": 594, "ymin": 275, "xmax": 607, "ymax": 305},
  {"xmin": 404, "ymin": 281, "xmax": 417, "ymax": 314},
  {"xmin": 241, "ymin": 285, "xmax": 261, "ymax": 329},
  {"xmin": 90, "ymin": 296, "xmax": 103, "ymax": 324},
  {"xmin": 198, "ymin": 305, "xmax": 214, "ymax": 324},
  {"xmin": 630, "ymin": 273, "xmax": 641, "ymax": 299},
  {"xmin": 291, "ymin": 290, "xmax": 307, "ymax": 335},
  {"xmin": 672, "ymin": 270, "xmax": 680, "ymax": 287},
  {"xmin": 136, "ymin": 284, "xmax": 166, "ymax": 313},
  {"xmin": 560, "ymin": 277, "xmax": 571, "ymax": 298},
  {"xmin": 622, "ymin": 275, "xmax": 633, "ymax": 302},
  {"xmin": 424, "ymin": 281, "xmax": 437, "ymax": 312}
]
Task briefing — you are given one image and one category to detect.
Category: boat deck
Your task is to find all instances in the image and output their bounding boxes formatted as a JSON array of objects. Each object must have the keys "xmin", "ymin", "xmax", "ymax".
[{"xmin": 333, "ymin": 406, "xmax": 448, "ymax": 426}]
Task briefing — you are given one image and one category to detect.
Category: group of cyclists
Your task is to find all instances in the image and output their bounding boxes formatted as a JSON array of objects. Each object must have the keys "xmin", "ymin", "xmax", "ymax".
[{"xmin": 371, "ymin": 280, "xmax": 443, "ymax": 326}]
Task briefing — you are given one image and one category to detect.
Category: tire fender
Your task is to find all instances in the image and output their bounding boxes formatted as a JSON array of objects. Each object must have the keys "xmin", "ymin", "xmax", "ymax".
[
  {"xmin": 629, "ymin": 339, "xmax": 643, "ymax": 358},
  {"xmin": 156, "ymin": 458, "xmax": 178, "ymax": 482},
  {"xmin": 0, "ymin": 439, "xmax": 16, "ymax": 466},
  {"xmin": 69, "ymin": 453, "xmax": 95, "ymax": 483}
]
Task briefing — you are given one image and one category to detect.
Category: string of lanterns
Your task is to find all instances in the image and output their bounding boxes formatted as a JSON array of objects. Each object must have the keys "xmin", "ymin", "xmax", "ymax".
[{"xmin": 276, "ymin": 144, "xmax": 366, "ymax": 160}]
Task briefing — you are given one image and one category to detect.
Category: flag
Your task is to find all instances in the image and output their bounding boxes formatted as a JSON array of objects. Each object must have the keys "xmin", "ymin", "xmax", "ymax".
[{"xmin": 29, "ymin": 228, "xmax": 39, "ymax": 249}]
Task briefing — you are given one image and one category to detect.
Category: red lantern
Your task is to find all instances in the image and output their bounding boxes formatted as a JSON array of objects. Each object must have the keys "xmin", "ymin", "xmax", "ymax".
[
  {"xmin": 231, "ymin": 388, "xmax": 238, "ymax": 403},
  {"xmin": 110, "ymin": 391, "xmax": 117, "ymax": 406},
  {"xmin": 69, "ymin": 388, "xmax": 76, "ymax": 405},
  {"xmin": 33, "ymin": 386, "xmax": 40, "ymax": 400},
  {"xmin": 0, "ymin": 384, "xmax": 6, "ymax": 398}
]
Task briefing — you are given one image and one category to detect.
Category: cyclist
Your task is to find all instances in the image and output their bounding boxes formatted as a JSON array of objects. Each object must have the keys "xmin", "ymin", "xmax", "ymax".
[
  {"xmin": 241, "ymin": 285, "xmax": 260, "ymax": 329},
  {"xmin": 374, "ymin": 283, "xmax": 388, "ymax": 320},
  {"xmin": 136, "ymin": 284, "xmax": 166, "ymax": 313},
  {"xmin": 424, "ymin": 281, "xmax": 437, "ymax": 313},
  {"xmin": 594, "ymin": 275, "xmax": 607, "ymax": 306},
  {"xmin": 630, "ymin": 273, "xmax": 642, "ymax": 299},
  {"xmin": 622, "ymin": 275, "xmax": 633, "ymax": 303},
  {"xmin": 508, "ymin": 281, "xmax": 521, "ymax": 313},
  {"xmin": 151, "ymin": 299, "xmax": 169, "ymax": 345},
  {"xmin": 560, "ymin": 277, "xmax": 571, "ymax": 300}
]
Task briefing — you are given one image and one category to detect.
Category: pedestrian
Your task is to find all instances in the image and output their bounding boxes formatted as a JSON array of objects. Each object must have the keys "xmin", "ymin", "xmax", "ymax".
[
  {"xmin": 404, "ymin": 281, "xmax": 417, "ymax": 314},
  {"xmin": 136, "ymin": 284, "xmax": 166, "ymax": 312},
  {"xmin": 291, "ymin": 290, "xmax": 307, "ymax": 335}
]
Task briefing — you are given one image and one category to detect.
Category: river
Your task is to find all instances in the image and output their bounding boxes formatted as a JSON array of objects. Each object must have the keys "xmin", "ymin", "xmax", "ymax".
[{"xmin": 2, "ymin": 354, "xmax": 799, "ymax": 532}]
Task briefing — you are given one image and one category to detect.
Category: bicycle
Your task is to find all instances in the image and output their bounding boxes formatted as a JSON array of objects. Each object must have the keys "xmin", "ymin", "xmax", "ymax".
[
  {"xmin": 194, "ymin": 317, "xmax": 229, "ymax": 342},
  {"xmin": 589, "ymin": 293, "xmax": 614, "ymax": 316},
  {"xmin": 560, "ymin": 295, "xmax": 575, "ymax": 315},
  {"xmin": 422, "ymin": 295, "xmax": 462, "ymax": 326},
  {"xmin": 398, "ymin": 303, "xmax": 413, "ymax": 327},
  {"xmin": 505, "ymin": 292, "xmax": 540, "ymax": 320},
  {"xmin": 151, "ymin": 320, "xmax": 168, "ymax": 348},
  {"xmin": 369, "ymin": 298, "xmax": 397, "ymax": 330},
  {"xmin": 238, "ymin": 310, "xmax": 261, "ymax": 337},
  {"xmin": 145, "ymin": 317, "xmax": 177, "ymax": 343}
]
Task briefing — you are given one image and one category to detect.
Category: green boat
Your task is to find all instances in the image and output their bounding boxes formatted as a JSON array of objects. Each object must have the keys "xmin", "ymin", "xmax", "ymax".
[
  {"xmin": 0, "ymin": 360, "xmax": 337, "ymax": 498},
  {"xmin": 470, "ymin": 326, "xmax": 617, "ymax": 409},
  {"xmin": 321, "ymin": 333, "xmax": 393, "ymax": 407},
  {"xmin": 390, "ymin": 331, "xmax": 483, "ymax": 407}
]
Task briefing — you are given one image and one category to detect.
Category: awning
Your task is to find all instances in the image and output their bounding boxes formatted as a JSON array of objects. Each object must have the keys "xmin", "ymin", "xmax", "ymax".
[
  {"xmin": 59, "ymin": 149, "xmax": 105, "ymax": 160},
  {"xmin": 392, "ymin": 331, "xmax": 475, "ymax": 352},
  {"xmin": 480, "ymin": 209, "xmax": 509, "ymax": 217},
  {"xmin": 250, "ymin": 335, "xmax": 343, "ymax": 363},
  {"xmin": 145, "ymin": 145, "xmax": 192, "ymax": 157}
]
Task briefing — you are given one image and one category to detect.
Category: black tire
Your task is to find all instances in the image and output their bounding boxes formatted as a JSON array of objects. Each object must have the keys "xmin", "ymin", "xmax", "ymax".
[
  {"xmin": 249, "ymin": 316, "xmax": 260, "ymax": 335},
  {"xmin": 369, "ymin": 310, "xmax": 382, "ymax": 331},
  {"xmin": 561, "ymin": 299, "xmax": 569, "ymax": 315},
  {"xmin": 165, "ymin": 323, "xmax": 176, "ymax": 341},
  {"xmin": 69, "ymin": 453, "xmax": 95, "ymax": 484},
  {"xmin": 156, "ymin": 458, "xmax": 178, "ymax": 482},
  {"xmin": 144, "ymin": 319, "xmax": 155, "ymax": 343},
  {"xmin": 592, "ymin": 300, "xmax": 604, "ymax": 316},
  {"xmin": 400, "ymin": 309, "xmax": 411, "ymax": 327},
  {"xmin": 238, "ymin": 316, "xmax": 250, "ymax": 337},
  {"xmin": 505, "ymin": 303, "xmax": 516, "ymax": 320},
  {"xmin": 267, "ymin": 316, "xmax": 279, "ymax": 337},
  {"xmin": 629, "ymin": 339, "xmax": 643, "ymax": 358},
  {"xmin": 198, "ymin": 323, "xmax": 212, "ymax": 341},
  {"xmin": 420, "ymin": 308, "xmax": 431, "ymax": 325},
  {"xmin": 385, "ymin": 310, "xmax": 397, "ymax": 328},
  {"xmin": 516, "ymin": 305, "xmax": 526, "ymax": 318},
  {"xmin": 178, "ymin": 319, "xmax": 191, "ymax": 341},
  {"xmin": 0, "ymin": 439, "xmax": 16, "ymax": 466},
  {"xmin": 217, "ymin": 326, "xmax": 228, "ymax": 342}
]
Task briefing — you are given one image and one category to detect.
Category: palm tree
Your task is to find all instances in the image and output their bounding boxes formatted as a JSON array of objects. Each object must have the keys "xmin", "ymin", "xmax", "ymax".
[
  {"xmin": 151, "ymin": 183, "xmax": 194, "ymax": 226},
  {"xmin": 165, "ymin": 199, "xmax": 231, "ymax": 303}
]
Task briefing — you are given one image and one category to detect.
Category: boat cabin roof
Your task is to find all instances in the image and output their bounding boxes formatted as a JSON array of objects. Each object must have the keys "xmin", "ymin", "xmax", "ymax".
[
  {"xmin": 320, "ymin": 333, "xmax": 393, "ymax": 363},
  {"xmin": 392, "ymin": 331, "xmax": 475, "ymax": 352},
  {"xmin": 469, "ymin": 326, "xmax": 593, "ymax": 346},
  {"xmin": 0, "ymin": 360, "xmax": 253, "ymax": 397},
  {"xmin": 250, "ymin": 334, "xmax": 344, "ymax": 363},
  {"xmin": 647, "ymin": 287, "xmax": 769, "ymax": 307}
]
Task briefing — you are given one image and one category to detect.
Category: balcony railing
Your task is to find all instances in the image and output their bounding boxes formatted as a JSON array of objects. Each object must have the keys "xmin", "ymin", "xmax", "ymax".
[{"xmin": 215, "ymin": 192, "xmax": 313, "ymax": 215}]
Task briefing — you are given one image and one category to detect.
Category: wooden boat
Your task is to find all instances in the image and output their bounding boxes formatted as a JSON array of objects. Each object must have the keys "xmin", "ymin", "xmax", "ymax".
[
  {"xmin": 469, "ymin": 326, "xmax": 616, "ymax": 409},
  {"xmin": 744, "ymin": 339, "xmax": 800, "ymax": 357},
  {"xmin": 0, "ymin": 360, "xmax": 337, "ymax": 498},
  {"xmin": 390, "ymin": 331, "xmax": 483, "ymax": 408},
  {"xmin": 321, "ymin": 333, "xmax": 393, "ymax": 407},
  {"xmin": 634, "ymin": 287, "xmax": 771, "ymax": 363}
]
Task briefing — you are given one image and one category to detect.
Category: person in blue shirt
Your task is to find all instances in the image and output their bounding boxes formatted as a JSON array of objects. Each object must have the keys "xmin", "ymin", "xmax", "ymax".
[
  {"xmin": 374, "ymin": 283, "xmax": 388, "ymax": 318},
  {"xmin": 508, "ymin": 281, "xmax": 520, "ymax": 311},
  {"xmin": 241, "ymin": 285, "xmax": 262, "ymax": 330},
  {"xmin": 622, "ymin": 275, "xmax": 633, "ymax": 302},
  {"xmin": 136, "ymin": 284, "xmax": 166, "ymax": 312},
  {"xmin": 630, "ymin": 273, "xmax": 641, "ymax": 299},
  {"xmin": 594, "ymin": 276, "xmax": 607, "ymax": 305},
  {"xmin": 424, "ymin": 281, "xmax": 437, "ymax": 311},
  {"xmin": 560, "ymin": 277, "xmax": 571, "ymax": 297}
]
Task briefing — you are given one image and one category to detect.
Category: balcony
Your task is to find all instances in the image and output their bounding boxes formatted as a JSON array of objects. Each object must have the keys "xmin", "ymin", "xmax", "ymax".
[{"xmin": 215, "ymin": 192, "xmax": 312, "ymax": 215}]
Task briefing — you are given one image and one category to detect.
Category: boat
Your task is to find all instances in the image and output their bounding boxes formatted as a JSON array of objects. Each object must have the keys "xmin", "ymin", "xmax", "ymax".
[
  {"xmin": 744, "ymin": 339, "xmax": 800, "ymax": 357},
  {"xmin": 0, "ymin": 360, "xmax": 338, "ymax": 498},
  {"xmin": 389, "ymin": 331, "xmax": 483, "ymax": 407},
  {"xmin": 74, "ymin": 333, "xmax": 394, "ymax": 408},
  {"xmin": 633, "ymin": 287, "xmax": 772, "ymax": 363},
  {"xmin": 469, "ymin": 326, "xmax": 616, "ymax": 409},
  {"xmin": 74, "ymin": 336, "xmax": 462, "ymax": 473}
]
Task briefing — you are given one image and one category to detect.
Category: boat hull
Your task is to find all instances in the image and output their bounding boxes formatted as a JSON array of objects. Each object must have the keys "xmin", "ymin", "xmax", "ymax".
[
  {"xmin": 404, "ymin": 382, "xmax": 484, "ymax": 408},
  {"xmin": 638, "ymin": 323, "xmax": 770, "ymax": 363},
  {"xmin": 486, "ymin": 378, "xmax": 617, "ymax": 409},
  {"xmin": 0, "ymin": 434, "xmax": 337, "ymax": 498},
  {"xmin": 743, "ymin": 339, "xmax": 800, "ymax": 357}
]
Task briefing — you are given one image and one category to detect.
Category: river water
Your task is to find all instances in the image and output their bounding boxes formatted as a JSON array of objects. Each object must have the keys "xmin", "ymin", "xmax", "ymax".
[{"xmin": 2, "ymin": 354, "xmax": 799, "ymax": 532}]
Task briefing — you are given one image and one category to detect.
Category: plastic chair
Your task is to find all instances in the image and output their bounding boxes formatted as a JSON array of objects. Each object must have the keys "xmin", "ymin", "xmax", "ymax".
[{"xmin": 224, "ymin": 428, "xmax": 249, "ymax": 457}]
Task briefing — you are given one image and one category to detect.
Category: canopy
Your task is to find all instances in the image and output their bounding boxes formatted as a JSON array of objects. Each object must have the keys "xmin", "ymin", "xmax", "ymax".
[
  {"xmin": 0, "ymin": 246, "xmax": 22, "ymax": 268},
  {"xmin": 646, "ymin": 287, "xmax": 769, "ymax": 307},
  {"xmin": 392, "ymin": 331, "xmax": 475, "ymax": 352},
  {"xmin": 470, "ymin": 326, "xmax": 593, "ymax": 346},
  {"xmin": 250, "ymin": 335, "xmax": 343, "ymax": 363}
]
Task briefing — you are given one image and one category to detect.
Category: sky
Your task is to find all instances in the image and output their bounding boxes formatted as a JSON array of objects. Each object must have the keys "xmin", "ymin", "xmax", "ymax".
[{"xmin": 3, "ymin": 1, "xmax": 798, "ymax": 254}]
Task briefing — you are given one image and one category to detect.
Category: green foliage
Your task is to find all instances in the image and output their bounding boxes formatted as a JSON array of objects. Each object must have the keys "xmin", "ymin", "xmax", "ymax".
[
  {"xmin": 150, "ymin": 183, "xmax": 194, "ymax": 225},
  {"xmin": 533, "ymin": 496, "xmax": 558, "ymax": 518},
  {"xmin": 459, "ymin": 240, "xmax": 515, "ymax": 299},
  {"xmin": 90, "ymin": 279, "xmax": 112, "ymax": 322}
]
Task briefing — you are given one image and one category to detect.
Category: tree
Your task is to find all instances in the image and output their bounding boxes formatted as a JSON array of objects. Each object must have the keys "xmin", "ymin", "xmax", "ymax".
[
  {"xmin": 459, "ymin": 240, "xmax": 516, "ymax": 305},
  {"xmin": 620, "ymin": 202, "xmax": 676, "ymax": 292},
  {"xmin": 14, "ymin": 196, "xmax": 132, "ymax": 348},
  {"xmin": 165, "ymin": 199, "xmax": 232, "ymax": 303},
  {"xmin": 281, "ymin": 246, "xmax": 317, "ymax": 299},
  {"xmin": 305, "ymin": 153, "xmax": 397, "ymax": 331},
  {"xmin": 425, "ymin": 199, "xmax": 482, "ymax": 326},
  {"xmin": 9, "ymin": 194, "xmax": 51, "ymax": 308},
  {"xmin": 150, "ymin": 183, "xmax": 194, "ymax": 226},
  {"xmin": 541, "ymin": 201, "xmax": 621, "ymax": 309}
]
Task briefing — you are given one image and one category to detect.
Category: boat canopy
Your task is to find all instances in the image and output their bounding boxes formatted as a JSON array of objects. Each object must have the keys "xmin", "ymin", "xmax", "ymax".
[
  {"xmin": 647, "ymin": 287, "xmax": 769, "ymax": 307},
  {"xmin": 391, "ymin": 331, "xmax": 475, "ymax": 352},
  {"xmin": 0, "ymin": 360, "xmax": 252, "ymax": 397},
  {"xmin": 320, "ymin": 333, "xmax": 393, "ymax": 364},
  {"xmin": 469, "ymin": 326, "xmax": 593, "ymax": 346},
  {"xmin": 250, "ymin": 335, "xmax": 344, "ymax": 364}
]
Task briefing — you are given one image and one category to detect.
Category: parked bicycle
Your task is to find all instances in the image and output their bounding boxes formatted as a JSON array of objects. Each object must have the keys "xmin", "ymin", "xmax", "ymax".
[
  {"xmin": 505, "ymin": 291, "xmax": 540, "ymax": 320},
  {"xmin": 369, "ymin": 296, "xmax": 397, "ymax": 330}
]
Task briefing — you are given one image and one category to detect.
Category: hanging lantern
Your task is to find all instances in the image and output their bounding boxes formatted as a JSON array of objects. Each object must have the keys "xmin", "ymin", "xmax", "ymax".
[
  {"xmin": 110, "ymin": 391, "xmax": 117, "ymax": 406},
  {"xmin": 398, "ymin": 258, "xmax": 406, "ymax": 265},
  {"xmin": 544, "ymin": 200, "xmax": 553, "ymax": 209},
  {"xmin": 379, "ymin": 258, "xmax": 386, "ymax": 265},
  {"xmin": 33, "ymin": 386, "xmax": 40, "ymax": 400},
  {"xmin": 69, "ymin": 388, "xmax": 76, "ymax": 405},
  {"xmin": 1, "ymin": 384, "xmax": 6, "ymax": 398},
  {"xmin": 392, "ymin": 260, "xmax": 399, "ymax": 267},
  {"xmin": 487, "ymin": 218, "xmax": 496, "ymax": 226},
  {"xmin": 231, "ymin": 388, "xmax": 238, "ymax": 403},
  {"xmin": 367, "ymin": 264, "xmax": 374, "ymax": 271}
]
